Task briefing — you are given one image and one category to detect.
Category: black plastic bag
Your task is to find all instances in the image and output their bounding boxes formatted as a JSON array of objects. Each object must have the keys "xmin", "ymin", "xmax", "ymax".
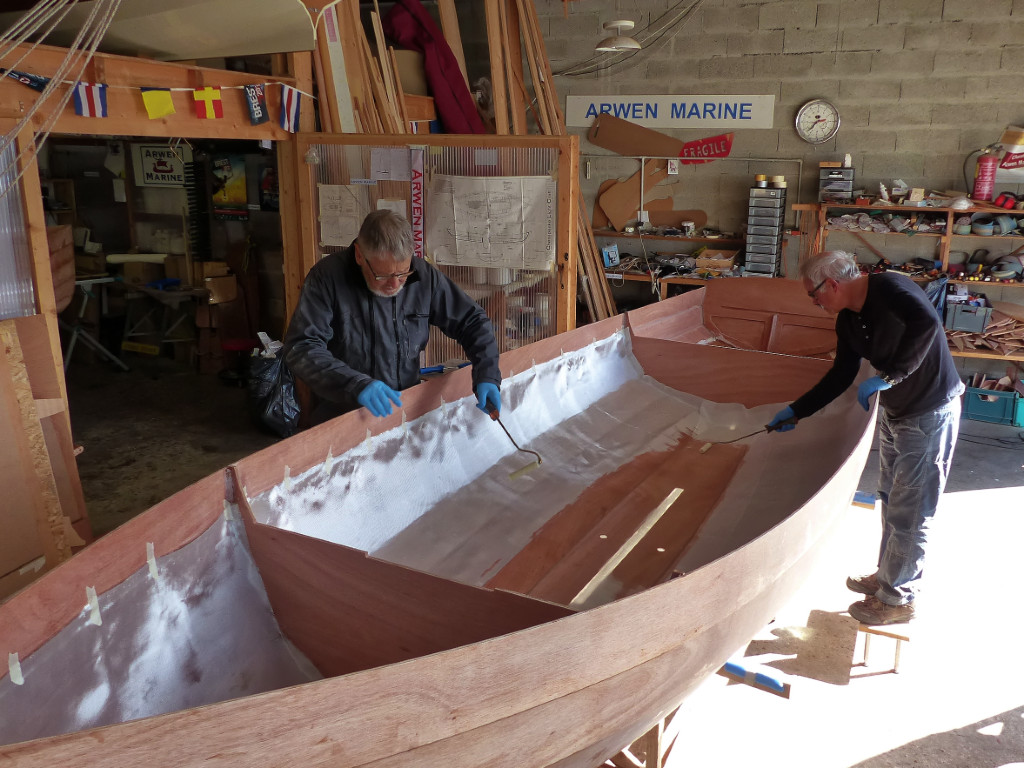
[{"xmin": 248, "ymin": 354, "xmax": 300, "ymax": 438}]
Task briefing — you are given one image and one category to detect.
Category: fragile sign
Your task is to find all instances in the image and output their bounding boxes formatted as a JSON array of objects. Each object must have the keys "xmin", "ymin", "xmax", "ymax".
[
  {"xmin": 131, "ymin": 144, "xmax": 193, "ymax": 187},
  {"xmin": 565, "ymin": 95, "xmax": 775, "ymax": 129}
]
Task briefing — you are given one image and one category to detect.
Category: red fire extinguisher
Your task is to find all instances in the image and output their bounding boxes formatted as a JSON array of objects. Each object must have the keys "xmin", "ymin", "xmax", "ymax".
[{"xmin": 972, "ymin": 152, "xmax": 1000, "ymax": 201}]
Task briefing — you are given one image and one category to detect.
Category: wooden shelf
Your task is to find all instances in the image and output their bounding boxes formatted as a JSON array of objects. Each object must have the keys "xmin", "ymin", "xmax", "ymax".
[
  {"xmin": 949, "ymin": 346, "xmax": 1024, "ymax": 362},
  {"xmin": 593, "ymin": 229, "xmax": 743, "ymax": 247},
  {"xmin": 817, "ymin": 203, "xmax": 1024, "ymax": 275}
]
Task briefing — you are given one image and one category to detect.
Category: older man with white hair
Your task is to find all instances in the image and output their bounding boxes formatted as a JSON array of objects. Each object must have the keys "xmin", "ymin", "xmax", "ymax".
[
  {"xmin": 284, "ymin": 209, "xmax": 501, "ymax": 425},
  {"xmin": 768, "ymin": 250, "xmax": 963, "ymax": 625}
]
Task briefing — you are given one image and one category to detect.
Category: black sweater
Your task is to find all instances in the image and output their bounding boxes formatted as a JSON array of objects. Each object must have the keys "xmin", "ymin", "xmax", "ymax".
[
  {"xmin": 284, "ymin": 244, "xmax": 501, "ymax": 423},
  {"xmin": 791, "ymin": 272, "xmax": 963, "ymax": 420}
]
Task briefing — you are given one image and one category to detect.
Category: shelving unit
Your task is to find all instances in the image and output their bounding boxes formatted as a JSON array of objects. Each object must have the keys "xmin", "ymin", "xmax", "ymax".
[
  {"xmin": 603, "ymin": 271, "xmax": 736, "ymax": 301},
  {"xmin": 816, "ymin": 202, "xmax": 1024, "ymax": 272},
  {"xmin": 816, "ymin": 203, "xmax": 1024, "ymax": 363}
]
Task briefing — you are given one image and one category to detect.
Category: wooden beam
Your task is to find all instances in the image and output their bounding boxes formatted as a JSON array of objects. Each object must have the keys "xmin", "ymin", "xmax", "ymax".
[{"xmin": 2, "ymin": 43, "xmax": 295, "ymax": 140}]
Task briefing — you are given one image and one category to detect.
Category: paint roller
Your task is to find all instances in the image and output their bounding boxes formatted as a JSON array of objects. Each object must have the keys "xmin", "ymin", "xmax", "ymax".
[
  {"xmin": 698, "ymin": 416, "xmax": 798, "ymax": 454},
  {"xmin": 487, "ymin": 405, "xmax": 542, "ymax": 479}
]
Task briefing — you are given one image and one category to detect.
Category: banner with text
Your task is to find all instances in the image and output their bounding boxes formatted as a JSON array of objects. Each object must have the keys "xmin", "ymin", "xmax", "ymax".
[{"xmin": 566, "ymin": 95, "xmax": 775, "ymax": 130}]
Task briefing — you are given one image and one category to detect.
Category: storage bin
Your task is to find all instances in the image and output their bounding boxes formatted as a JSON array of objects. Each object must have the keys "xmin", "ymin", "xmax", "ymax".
[
  {"xmin": 963, "ymin": 387, "xmax": 1024, "ymax": 427},
  {"xmin": 944, "ymin": 300, "xmax": 992, "ymax": 333}
]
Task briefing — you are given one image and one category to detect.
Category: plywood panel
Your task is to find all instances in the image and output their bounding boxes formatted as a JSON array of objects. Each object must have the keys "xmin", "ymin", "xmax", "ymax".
[
  {"xmin": 632, "ymin": 337, "xmax": 832, "ymax": 407},
  {"xmin": 237, "ymin": 487, "xmax": 571, "ymax": 677}
]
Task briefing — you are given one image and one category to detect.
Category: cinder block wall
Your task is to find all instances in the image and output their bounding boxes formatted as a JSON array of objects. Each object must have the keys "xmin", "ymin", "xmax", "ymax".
[
  {"xmin": 535, "ymin": 0, "xmax": 1023, "ymax": 242},
  {"xmin": 530, "ymin": 0, "xmax": 1024, "ymax": 376}
]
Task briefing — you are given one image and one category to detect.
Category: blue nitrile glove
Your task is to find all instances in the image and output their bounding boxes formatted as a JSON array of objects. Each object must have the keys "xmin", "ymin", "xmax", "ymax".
[
  {"xmin": 857, "ymin": 376, "xmax": 892, "ymax": 411},
  {"xmin": 476, "ymin": 382, "xmax": 501, "ymax": 414},
  {"xmin": 357, "ymin": 380, "xmax": 402, "ymax": 418},
  {"xmin": 767, "ymin": 405, "xmax": 797, "ymax": 433}
]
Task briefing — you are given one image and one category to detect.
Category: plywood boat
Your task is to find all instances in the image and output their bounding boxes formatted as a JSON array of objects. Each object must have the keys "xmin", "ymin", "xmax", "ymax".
[{"xmin": 0, "ymin": 280, "xmax": 874, "ymax": 767}]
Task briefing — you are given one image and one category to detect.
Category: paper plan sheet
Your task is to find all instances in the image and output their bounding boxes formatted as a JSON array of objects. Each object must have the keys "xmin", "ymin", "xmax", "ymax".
[
  {"xmin": 426, "ymin": 175, "xmax": 556, "ymax": 270},
  {"xmin": 318, "ymin": 184, "xmax": 363, "ymax": 246}
]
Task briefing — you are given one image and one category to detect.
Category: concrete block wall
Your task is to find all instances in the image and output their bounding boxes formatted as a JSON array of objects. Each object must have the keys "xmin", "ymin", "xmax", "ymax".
[
  {"xmin": 535, "ymin": 0, "xmax": 1024, "ymax": 248},
  {"xmin": 531, "ymin": 0, "xmax": 1024, "ymax": 378}
]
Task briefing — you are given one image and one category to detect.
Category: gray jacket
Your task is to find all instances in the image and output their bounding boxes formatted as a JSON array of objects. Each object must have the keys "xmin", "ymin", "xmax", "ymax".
[{"xmin": 284, "ymin": 244, "xmax": 501, "ymax": 423}]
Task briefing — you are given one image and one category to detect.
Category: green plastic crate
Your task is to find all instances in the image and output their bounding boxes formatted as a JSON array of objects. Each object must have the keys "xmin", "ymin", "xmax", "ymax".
[{"xmin": 963, "ymin": 386, "xmax": 1024, "ymax": 427}]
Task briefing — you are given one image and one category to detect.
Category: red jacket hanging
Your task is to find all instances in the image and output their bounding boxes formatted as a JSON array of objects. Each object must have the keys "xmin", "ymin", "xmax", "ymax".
[{"xmin": 383, "ymin": 0, "xmax": 487, "ymax": 134}]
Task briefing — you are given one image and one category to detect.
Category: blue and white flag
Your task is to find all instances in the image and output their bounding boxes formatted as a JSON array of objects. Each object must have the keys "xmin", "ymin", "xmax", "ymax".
[{"xmin": 279, "ymin": 84, "xmax": 301, "ymax": 133}]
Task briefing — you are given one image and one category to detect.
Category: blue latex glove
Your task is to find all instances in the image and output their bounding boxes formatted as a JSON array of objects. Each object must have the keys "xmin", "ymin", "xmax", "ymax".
[
  {"xmin": 476, "ymin": 382, "xmax": 501, "ymax": 414},
  {"xmin": 357, "ymin": 380, "xmax": 402, "ymax": 418},
  {"xmin": 767, "ymin": 405, "xmax": 798, "ymax": 433},
  {"xmin": 857, "ymin": 376, "xmax": 892, "ymax": 411}
]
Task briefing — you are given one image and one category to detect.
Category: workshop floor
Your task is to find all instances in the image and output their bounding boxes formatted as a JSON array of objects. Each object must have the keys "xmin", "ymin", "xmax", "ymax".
[{"xmin": 64, "ymin": 358, "xmax": 1024, "ymax": 767}]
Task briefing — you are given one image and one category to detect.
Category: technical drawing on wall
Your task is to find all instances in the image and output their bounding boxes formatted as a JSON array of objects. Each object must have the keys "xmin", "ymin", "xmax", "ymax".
[
  {"xmin": 318, "ymin": 184, "xmax": 364, "ymax": 246},
  {"xmin": 427, "ymin": 175, "xmax": 556, "ymax": 270}
]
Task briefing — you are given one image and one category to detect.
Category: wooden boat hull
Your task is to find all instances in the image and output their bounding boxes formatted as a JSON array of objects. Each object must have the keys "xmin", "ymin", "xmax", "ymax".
[{"xmin": 0, "ymin": 282, "xmax": 872, "ymax": 767}]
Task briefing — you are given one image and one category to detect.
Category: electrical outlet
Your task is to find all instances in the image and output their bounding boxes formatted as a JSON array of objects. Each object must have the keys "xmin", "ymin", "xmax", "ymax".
[{"xmin": 667, "ymin": 159, "xmax": 680, "ymax": 175}]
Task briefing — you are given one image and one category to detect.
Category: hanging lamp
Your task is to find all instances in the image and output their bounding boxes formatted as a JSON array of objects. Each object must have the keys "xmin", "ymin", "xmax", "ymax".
[{"xmin": 595, "ymin": 20, "xmax": 641, "ymax": 52}]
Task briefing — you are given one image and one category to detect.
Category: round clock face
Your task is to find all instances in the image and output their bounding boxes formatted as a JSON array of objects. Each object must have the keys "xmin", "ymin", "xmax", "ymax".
[{"xmin": 795, "ymin": 99, "xmax": 840, "ymax": 144}]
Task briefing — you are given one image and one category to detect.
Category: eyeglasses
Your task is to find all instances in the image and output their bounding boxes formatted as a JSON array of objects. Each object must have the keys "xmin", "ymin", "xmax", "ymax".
[
  {"xmin": 807, "ymin": 278, "xmax": 828, "ymax": 298},
  {"xmin": 357, "ymin": 244, "xmax": 415, "ymax": 282}
]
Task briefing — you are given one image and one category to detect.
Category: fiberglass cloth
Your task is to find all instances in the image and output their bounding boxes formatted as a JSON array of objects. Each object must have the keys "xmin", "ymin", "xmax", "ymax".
[
  {"xmin": 249, "ymin": 330, "xmax": 799, "ymax": 587},
  {"xmin": 0, "ymin": 513, "xmax": 321, "ymax": 747}
]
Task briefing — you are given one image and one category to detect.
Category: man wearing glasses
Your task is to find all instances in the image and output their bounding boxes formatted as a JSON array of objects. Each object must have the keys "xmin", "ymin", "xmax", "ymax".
[
  {"xmin": 767, "ymin": 250, "xmax": 963, "ymax": 625},
  {"xmin": 284, "ymin": 209, "xmax": 501, "ymax": 424}
]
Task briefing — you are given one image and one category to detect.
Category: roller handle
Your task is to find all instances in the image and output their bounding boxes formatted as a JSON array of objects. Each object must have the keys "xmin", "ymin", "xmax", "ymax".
[{"xmin": 764, "ymin": 416, "xmax": 798, "ymax": 433}]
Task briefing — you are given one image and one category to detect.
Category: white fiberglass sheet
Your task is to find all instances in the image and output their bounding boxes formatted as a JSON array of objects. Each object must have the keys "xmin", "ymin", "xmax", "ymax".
[
  {"xmin": 249, "ymin": 331, "xmax": 838, "ymax": 588},
  {"xmin": 0, "ymin": 513, "xmax": 321, "ymax": 747}
]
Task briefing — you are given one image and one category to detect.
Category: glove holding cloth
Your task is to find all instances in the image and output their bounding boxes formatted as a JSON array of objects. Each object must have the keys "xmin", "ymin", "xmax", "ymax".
[
  {"xmin": 357, "ymin": 380, "xmax": 403, "ymax": 418},
  {"xmin": 857, "ymin": 376, "xmax": 892, "ymax": 411}
]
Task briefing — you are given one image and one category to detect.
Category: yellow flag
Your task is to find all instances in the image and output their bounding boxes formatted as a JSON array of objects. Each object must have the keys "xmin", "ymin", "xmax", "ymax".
[{"xmin": 141, "ymin": 88, "xmax": 175, "ymax": 119}]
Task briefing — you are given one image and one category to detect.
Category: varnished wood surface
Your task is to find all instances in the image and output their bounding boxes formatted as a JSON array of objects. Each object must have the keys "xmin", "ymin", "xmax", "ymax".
[
  {"xmin": 0, "ymin": 414, "xmax": 873, "ymax": 768},
  {"xmin": 0, "ymin": 283, "xmax": 875, "ymax": 767},
  {"xmin": 237, "ymin": 478, "xmax": 572, "ymax": 678},
  {"xmin": 633, "ymin": 337, "xmax": 831, "ymax": 407}
]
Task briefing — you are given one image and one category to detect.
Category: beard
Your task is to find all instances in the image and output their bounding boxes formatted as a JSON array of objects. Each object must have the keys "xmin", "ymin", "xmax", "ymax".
[{"xmin": 368, "ymin": 282, "xmax": 405, "ymax": 298}]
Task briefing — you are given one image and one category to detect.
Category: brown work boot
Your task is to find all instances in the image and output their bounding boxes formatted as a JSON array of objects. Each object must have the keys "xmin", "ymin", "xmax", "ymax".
[
  {"xmin": 846, "ymin": 572, "xmax": 880, "ymax": 596},
  {"xmin": 849, "ymin": 596, "xmax": 915, "ymax": 625}
]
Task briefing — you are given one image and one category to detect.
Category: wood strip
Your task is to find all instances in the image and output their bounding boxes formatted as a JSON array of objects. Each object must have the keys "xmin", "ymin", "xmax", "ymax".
[
  {"xmin": 370, "ymin": 10, "xmax": 402, "ymax": 132},
  {"xmin": 388, "ymin": 46, "xmax": 412, "ymax": 131},
  {"xmin": 513, "ymin": 0, "xmax": 550, "ymax": 134},
  {"xmin": 484, "ymin": 0, "xmax": 509, "ymax": 134},
  {"xmin": 437, "ymin": 0, "xmax": 471, "ymax": 90},
  {"xmin": 503, "ymin": 0, "xmax": 527, "ymax": 134}
]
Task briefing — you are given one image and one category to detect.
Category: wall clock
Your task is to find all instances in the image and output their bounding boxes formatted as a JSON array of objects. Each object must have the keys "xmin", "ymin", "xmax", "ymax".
[{"xmin": 795, "ymin": 98, "xmax": 840, "ymax": 144}]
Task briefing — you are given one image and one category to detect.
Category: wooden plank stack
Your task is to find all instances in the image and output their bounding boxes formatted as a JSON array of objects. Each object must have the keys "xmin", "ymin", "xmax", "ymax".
[
  {"xmin": 947, "ymin": 300, "xmax": 1024, "ymax": 357},
  {"xmin": 307, "ymin": 0, "xmax": 614, "ymax": 321},
  {"xmin": 482, "ymin": 0, "xmax": 617, "ymax": 321}
]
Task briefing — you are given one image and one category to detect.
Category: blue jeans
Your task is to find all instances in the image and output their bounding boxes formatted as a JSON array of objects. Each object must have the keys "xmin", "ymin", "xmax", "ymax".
[{"xmin": 875, "ymin": 397, "xmax": 960, "ymax": 605}]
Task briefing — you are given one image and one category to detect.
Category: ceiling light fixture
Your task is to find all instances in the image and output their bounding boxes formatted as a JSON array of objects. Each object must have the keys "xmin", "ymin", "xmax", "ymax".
[{"xmin": 595, "ymin": 20, "xmax": 641, "ymax": 52}]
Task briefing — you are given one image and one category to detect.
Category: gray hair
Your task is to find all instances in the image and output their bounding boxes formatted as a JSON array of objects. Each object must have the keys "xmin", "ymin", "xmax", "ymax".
[
  {"xmin": 799, "ymin": 250, "xmax": 861, "ymax": 284},
  {"xmin": 357, "ymin": 209, "xmax": 414, "ymax": 260}
]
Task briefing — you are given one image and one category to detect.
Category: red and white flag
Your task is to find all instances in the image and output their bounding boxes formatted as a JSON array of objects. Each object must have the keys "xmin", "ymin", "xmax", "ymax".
[
  {"xmin": 279, "ymin": 84, "xmax": 301, "ymax": 133},
  {"xmin": 73, "ymin": 82, "xmax": 107, "ymax": 117}
]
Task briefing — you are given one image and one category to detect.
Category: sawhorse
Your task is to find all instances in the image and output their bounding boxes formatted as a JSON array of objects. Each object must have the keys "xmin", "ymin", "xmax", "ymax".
[{"xmin": 858, "ymin": 623, "xmax": 911, "ymax": 673}]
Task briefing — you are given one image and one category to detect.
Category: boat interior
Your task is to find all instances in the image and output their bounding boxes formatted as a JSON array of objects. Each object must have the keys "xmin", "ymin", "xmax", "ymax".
[{"xmin": 0, "ymin": 283, "xmax": 874, "ymax": 750}]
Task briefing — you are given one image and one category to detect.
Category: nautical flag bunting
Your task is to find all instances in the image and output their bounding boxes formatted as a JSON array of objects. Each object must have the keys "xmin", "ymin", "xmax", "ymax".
[
  {"xmin": 193, "ymin": 87, "xmax": 224, "ymax": 119},
  {"xmin": 1, "ymin": 68, "xmax": 51, "ymax": 92},
  {"xmin": 279, "ymin": 84, "xmax": 301, "ymax": 133},
  {"xmin": 141, "ymin": 87, "xmax": 175, "ymax": 119},
  {"xmin": 244, "ymin": 84, "xmax": 269, "ymax": 126},
  {"xmin": 72, "ymin": 82, "xmax": 108, "ymax": 117}
]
